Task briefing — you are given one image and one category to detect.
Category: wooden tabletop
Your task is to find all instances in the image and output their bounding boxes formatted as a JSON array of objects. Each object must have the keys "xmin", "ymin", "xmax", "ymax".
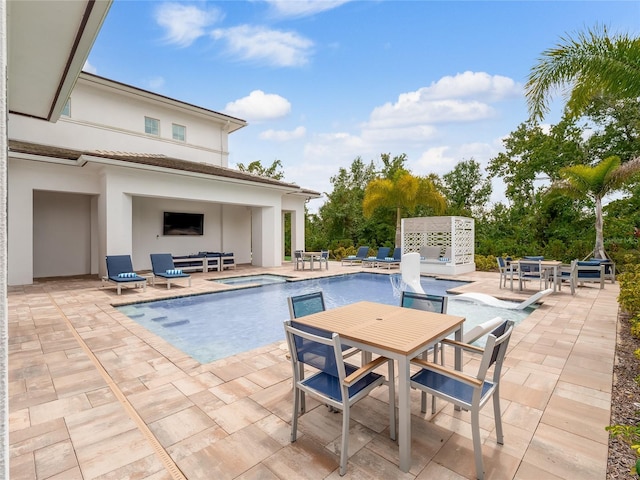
[{"xmin": 293, "ymin": 301, "xmax": 465, "ymax": 356}]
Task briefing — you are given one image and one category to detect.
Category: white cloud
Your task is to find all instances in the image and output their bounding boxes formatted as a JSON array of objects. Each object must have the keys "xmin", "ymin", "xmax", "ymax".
[
  {"xmin": 211, "ymin": 25, "xmax": 313, "ymax": 67},
  {"xmin": 264, "ymin": 0, "xmax": 351, "ymax": 18},
  {"xmin": 365, "ymin": 71, "xmax": 522, "ymax": 129},
  {"xmin": 83, "ymin": 60, "xmax": 97, "ymax": 74},
  {"xmin": 155, "ymin": 3, "xmax": 222, "ymax": 47},
  {"xmin": 146, "ymin": 76, "xmax": 166, "ymax": 90},
  {"xmin": 224, "ymin": 90, "xmax": 291, "ymax": 121},
  {"xmin": 412, "ymin": 146, "xmax": 458, "ymax": 175},
  {"xmin": 259, "ymin": 126, "xmax": 306, "ymax": 141},
  {"xmin": 418, "ymin": 71, "xmax": 521, "ymax": 100}
]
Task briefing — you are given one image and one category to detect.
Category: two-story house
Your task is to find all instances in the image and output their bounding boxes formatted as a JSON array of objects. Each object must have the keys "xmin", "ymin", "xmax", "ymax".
[{"xmin": 7, "ymin": 72, "xmax": 318, "ymax": 286}]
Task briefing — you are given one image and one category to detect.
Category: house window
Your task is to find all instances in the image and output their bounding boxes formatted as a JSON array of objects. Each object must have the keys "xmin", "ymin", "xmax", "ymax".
[
  {"xmin": 172, "ymin": 123, "xmax": 186, "ymax": 142},
  {"xmin": 61, "ymin": 99, "xmax": 71, "ymax": 117},
  {"xmin": 145, "ymin": 117, "xmax": 160, "ymax": 136}
]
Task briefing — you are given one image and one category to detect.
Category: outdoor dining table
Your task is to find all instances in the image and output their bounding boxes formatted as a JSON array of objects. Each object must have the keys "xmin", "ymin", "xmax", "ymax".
[
  {"xmin": 302, "ymin": 251, "xmax": 325, "ymax": 270},
  {"xmin": 293, "ymin": 301, "xmax": 465, "ymax": 473},
  {"xmin": 511, "ymin": 259, "xmax": 563, "ymax": 292}
]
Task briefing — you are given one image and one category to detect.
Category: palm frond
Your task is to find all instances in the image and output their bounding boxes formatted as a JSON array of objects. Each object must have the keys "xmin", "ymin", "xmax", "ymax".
[{"xmin": 526, "ymin": 25, "xmax": 640, "ymax": 121}]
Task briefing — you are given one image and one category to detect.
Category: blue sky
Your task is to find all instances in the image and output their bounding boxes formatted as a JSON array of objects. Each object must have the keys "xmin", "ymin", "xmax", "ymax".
[{"xmin": 87, "ymin": 0, "xmax": 640, "ymax": 212}]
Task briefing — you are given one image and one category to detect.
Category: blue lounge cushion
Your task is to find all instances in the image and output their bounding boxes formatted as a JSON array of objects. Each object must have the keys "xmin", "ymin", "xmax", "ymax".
[{"xmin": 577, "ymin": 261, "xmax": 601, "ymax": 267}]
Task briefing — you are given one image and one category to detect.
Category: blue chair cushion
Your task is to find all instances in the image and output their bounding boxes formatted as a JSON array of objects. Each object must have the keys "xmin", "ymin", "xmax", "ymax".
[
  {"xmin": 411, "ymin": 368, "xmax": 493, "ymax": 405},
  {"xmin": 301, "ymin": 364, "xmax": 383, "ymax": 402},
  {"xmin": 578, "ymin": 261, "xmax": 601, "ymax": 266}
]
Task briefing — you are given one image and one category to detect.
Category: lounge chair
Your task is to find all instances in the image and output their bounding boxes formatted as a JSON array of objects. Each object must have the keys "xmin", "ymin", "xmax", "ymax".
[
  {"xmin": 283, "ymin": 319, "xmax": 396, "ymax": 476},
  {"xmin": 376, "ymin": 247, "xmax": 402, "ymax": 269},
  {"xmin": 362, "ymin": 246, "xmax": 391, "ymax": 268},
  {"xmin": 150, "ymin": 253, "xmax": 191, "ymax": 290},
  {"xmin": 104, "ymin": 255, "xmax": 147, "ymax": 295},
  {"xmin": 341, "ymin": 246, "xmax": 370, "ymax": 266}
]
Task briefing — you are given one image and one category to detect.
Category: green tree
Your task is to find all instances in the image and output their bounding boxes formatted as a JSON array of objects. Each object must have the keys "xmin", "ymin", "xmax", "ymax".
[
  {"xmin": 236, "ymin": 159, "xmax": 285, "ymax": 180},
  {"xmin": 526, "ymin": 25, "xmax": 640, "ymax": 121},
  {"xmin": 442, "ymin": 158, "xmax": 492, "ymax": 216},
  {"xmin": 547, "ymin": 156, "xmax": 640, "ymax": 259},
  {"xmin": 487, "ymin": 118, "xmax": 585, "ymax": 207},
  {"xmin": 362, "ymin": 171, "xmax": 446, "ymax": 247},
  {"xmin": 315, "ymin": 157, "xmax": 377, "ymax": 246}
]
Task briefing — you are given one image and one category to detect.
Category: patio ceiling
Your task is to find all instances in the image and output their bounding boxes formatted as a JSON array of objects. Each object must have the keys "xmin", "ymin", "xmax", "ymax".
[{"xmin": 7, "ymin": 0, "xmax": 112, "ymax": 121}]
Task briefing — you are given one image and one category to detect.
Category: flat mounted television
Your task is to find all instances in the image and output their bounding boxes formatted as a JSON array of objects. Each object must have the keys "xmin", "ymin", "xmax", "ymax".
[{"xmin": 163, "ymin": 212, "xmax": 204, "ymax": 236}]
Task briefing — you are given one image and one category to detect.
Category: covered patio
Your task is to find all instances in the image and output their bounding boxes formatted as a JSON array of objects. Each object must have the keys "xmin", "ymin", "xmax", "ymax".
[{"xmin": 8, "ymin": 263, "xmax": 617, "ymax": 479}]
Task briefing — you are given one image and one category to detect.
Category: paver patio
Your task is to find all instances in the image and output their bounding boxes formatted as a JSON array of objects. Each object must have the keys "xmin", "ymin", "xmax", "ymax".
[{"xmin": 8, "ymin": 262, "xmax": 619, "ymax": 479}]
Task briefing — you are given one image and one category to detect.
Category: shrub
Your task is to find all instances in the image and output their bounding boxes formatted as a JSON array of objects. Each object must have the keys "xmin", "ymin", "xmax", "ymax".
[
  {"xmin": 618, "ymin": 264, "xmax": 640, "ymax": 316},
  {"xmin": 474, "ymin": 254, "xmax": 497, "ymax": 272}
]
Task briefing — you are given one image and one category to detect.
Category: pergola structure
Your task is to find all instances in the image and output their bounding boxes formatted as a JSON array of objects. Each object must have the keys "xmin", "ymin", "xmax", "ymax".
[{"xmin": 401, "ymin": 216, "xmax": 476, "ymax": 275}]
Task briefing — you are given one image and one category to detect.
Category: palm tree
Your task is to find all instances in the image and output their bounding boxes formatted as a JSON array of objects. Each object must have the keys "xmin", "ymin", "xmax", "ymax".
[
  {"xmin": 526, "ymin": 25, "xmax": 640, "ymax": 121},
  {"xmin": 548, "ymin": 156, "xmax": 640, "ymax": 259},
  {"xmin": 363, "ymin": 172, "xmax": 446, "ymax": 247}
]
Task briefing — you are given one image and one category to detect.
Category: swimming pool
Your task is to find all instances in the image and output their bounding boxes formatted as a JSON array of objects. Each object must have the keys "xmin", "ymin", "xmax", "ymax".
[
  {"xmin": 117, "ymin": 272, "xmax": 532, "ymax": 364},
  {"xmin": 213, "ymin": 274, "xmax": 291, "ymax": 286}
]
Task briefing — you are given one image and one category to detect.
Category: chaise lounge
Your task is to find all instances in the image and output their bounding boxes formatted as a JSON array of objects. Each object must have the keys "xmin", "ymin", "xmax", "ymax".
[
  {"xmin": 103, "ymin": 255, "xmax": 147, "ymax": 295},
  {"xmin": 341, "ymin": 246, "xmax": 370, "ymax": 266},
  {"xmin": 150, "ymin": 253, "xmax": 191, "ymax": 290}
]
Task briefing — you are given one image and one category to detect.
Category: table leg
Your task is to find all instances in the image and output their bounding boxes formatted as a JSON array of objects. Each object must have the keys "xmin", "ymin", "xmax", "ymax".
[{"xmin": 397, "ymin": 356, "xmax": 411, "ymax": 472}]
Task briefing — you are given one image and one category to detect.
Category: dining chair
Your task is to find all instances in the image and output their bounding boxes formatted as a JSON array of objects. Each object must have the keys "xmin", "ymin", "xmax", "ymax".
[
  {"xmin": 400, "ymin": 290, "xmax": 449, "ymax": 412},
  {"xmin": 496, "ymin": 256, "xmax": 517, "ymax": 289},
  {"xmin": 287, "ymin": 291, "xmax": 362, "ymax": 413},
  {"xmin": 283, "ymin": 319, "xmax": 396, "ymax": 476},
  {"xmin": 318, "ymin": 250, "xmax": 330, "ymax": 270},
  {"xmin": 410, "ymin": 319, "xmax": 514, "ymax": 480},
  {"xmin": 293, "ymin": 250, "xmax": 304, "ymax": 270},
  {"xmin": 517, "ymin": 259, "xmax": 546, "ymax": 291},
  {"xmin": 400, "ymin": 290, "xmax": 448, "ymax": 314}
]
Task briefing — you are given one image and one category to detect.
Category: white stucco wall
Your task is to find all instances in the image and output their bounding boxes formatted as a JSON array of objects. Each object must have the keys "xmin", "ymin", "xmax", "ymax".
[
  {"xmin": 8, "ymin": 154, "xmax": 300, "ymax": 283},
  {"xmin": 33, "ymin": 191, "xmax": 93, "ymax": 278},
  {"xmin": 8, "ymin": 158, "xmax": 102, "ymax": 285},
  {"xmin": 8, "ymin": 74, "xmax": 238, "ymax": 167}
]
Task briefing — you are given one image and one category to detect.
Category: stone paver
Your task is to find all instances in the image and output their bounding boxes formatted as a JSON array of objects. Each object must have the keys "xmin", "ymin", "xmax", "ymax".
[{"xmin": 8, "ymin": 262, "xmax": 619, "ymax": 479}]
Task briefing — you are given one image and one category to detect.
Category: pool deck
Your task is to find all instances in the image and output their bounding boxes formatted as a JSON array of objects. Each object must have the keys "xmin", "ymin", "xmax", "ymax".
[{"xmin": 9, "ymin": 262, "xmax": 619, "ymax": 479}]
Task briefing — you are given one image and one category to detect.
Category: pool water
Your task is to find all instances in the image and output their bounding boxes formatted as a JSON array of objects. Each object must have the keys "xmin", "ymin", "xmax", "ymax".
[
  {"xmin": 213, "ymin": 274, "xmax": 290, "ymax": 286},
  {"xmin": 117, "ymin": 272, "xmax": 532, "ymax": 364}
]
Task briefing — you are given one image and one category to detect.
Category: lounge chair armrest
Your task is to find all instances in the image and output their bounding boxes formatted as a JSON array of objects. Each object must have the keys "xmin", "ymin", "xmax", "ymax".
[
  {"xmin": 440, "ymin": 338, "xmax": 484, "ymax": 354},
  {"xmin": 343, "ymin": 356, "xmax": 389, "ymax": 386},
  {"xmin": 410, "ymin": 357, "xmax": 483, "ymax": 387}
]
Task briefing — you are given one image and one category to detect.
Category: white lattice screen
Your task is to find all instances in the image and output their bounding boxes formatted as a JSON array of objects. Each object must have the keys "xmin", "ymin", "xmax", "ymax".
[{"xmin": 401, "ymin": 216, "xmax": 474, "ymax": 265}]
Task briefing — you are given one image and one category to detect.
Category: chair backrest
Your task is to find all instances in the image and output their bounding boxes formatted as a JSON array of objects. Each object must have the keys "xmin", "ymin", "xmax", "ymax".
[
  {"xmin": 294, "ymin": 250, "xmax": 303, "ymax": 259},
  {"xmin": 284, "ymin": 320, "xmax": 343, "ymax": 379},
  {"xmin": 576, "ymin": 261, "xmax": 604, "ymax": 278},
  {"xmin": 376, "ymin": 247, "xmax": 391, "ymax": 260},
  {"xmin": 288, "ymin": 291, "xmax": 326, "ymax": 319},
  {"xmin": 478, "ymin": 320, "xmax": 514, "ymax": 383},
  {"xmin": 150, "ymin": 253, "xmax": 175, "ymax": 274},
  {"xmin": 497, "ymin": 256, "xmax": 506, "ymax": 269},
  {"xmin": 106, "ymin": 255, "xmax": 134, "ymax": 276},
  {"xmin": 391, "ymin": 247, "xmax": 402, "ymax": 260},
  {"xmin": 518, "ymin": 259, "xmax": 541, "ymax": 273},
  {"xmin": 321, "ymin": 250, "xmax": 329, "ymax": 259},
  {"xmin": 355, "ymin": 246, "xmax": 370, "ymax": 258},
  {"xmin": 400, "ymin": 291, "xmax": 448, "ymax": 314}
]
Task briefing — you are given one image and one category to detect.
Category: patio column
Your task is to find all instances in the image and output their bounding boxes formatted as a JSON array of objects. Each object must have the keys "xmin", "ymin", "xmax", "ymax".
[{"xmin": 251, "ymin": 206, "xmax": 280, "ymax": 267}]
